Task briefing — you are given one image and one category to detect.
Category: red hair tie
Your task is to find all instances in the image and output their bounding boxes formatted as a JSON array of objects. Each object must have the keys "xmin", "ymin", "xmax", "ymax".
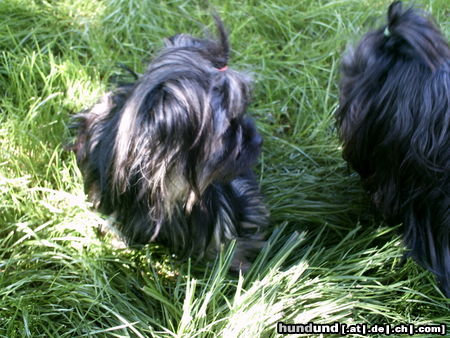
[{"xmin": 218, "ymin": 66, "xmax": 228, "ymax": 72}]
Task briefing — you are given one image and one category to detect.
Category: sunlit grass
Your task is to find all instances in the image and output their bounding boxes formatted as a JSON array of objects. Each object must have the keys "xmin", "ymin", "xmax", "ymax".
[{"xmin": 1, "ymin": 0, "xmax": 449, "ymax": 336}]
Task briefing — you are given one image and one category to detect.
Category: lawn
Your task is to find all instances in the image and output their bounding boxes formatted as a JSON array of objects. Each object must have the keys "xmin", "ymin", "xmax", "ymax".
[{"xmin": 0, "ymin": 0, "xmax": 449, "ymax": 336}]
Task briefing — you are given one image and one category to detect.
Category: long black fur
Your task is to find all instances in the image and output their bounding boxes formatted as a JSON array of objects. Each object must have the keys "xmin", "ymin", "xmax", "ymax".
[
  {"xmin": 336, "ymin": 1, "xmax": 450, "ymax": 295},
  {"xmin": 72, "ymin": 17, "xmax": 268, "ymax": 271}
]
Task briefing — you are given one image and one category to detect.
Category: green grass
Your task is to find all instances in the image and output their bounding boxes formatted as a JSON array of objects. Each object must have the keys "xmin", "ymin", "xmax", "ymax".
[{"xmin": 1, "ymin": 0, "xmax": 449, "ymax": 336}]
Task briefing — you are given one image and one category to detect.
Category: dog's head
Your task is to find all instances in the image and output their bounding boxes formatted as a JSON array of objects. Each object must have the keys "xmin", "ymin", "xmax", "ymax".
[
  {"xmin": 337, "ymin": 1, "xmax": 450, "ymax": 180},
  {"xmin": 111, "ymin": 17, "xmax": 262, "ymax": 211}
]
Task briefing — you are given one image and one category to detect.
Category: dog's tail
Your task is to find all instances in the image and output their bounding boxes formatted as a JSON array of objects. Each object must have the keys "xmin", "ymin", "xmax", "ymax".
[{"xmin": 383, "ymin": 1, "xmax": 449, "ymax": 71}]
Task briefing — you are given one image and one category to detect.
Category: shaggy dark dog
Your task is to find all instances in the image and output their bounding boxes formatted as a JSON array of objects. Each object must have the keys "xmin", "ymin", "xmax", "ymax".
[
  {"xmin": 336, "ymin": 1, "xmax": 450, "ymax": 295},
  {"xmin": 72, "ymin": 18, "xmax": 268, "ymax": 271}
]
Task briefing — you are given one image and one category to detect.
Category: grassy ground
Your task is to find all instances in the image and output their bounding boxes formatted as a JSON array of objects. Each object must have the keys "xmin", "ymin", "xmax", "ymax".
[{"xmin": 1, "ymin": 0, "xmax": 449, "ymax": 336}]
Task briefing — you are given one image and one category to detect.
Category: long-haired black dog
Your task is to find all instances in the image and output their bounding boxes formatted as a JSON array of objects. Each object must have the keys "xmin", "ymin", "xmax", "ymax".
[
  {"xmin": 336, "ymin": 1, "xmax": 450, "ymax": 295},
  {"xmin": 72, "ymin": 18, "xmax": 268, "ymax": 271}
]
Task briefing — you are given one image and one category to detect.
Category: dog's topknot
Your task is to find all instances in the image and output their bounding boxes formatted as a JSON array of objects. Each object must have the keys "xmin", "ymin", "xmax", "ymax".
[
  {"xmin": 163, "ymin": 15, "xmax": 230, "ymax": 69},
  {"xmin": 384, "ymin": 1, "xmax": 449, "ymax": 71}
]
